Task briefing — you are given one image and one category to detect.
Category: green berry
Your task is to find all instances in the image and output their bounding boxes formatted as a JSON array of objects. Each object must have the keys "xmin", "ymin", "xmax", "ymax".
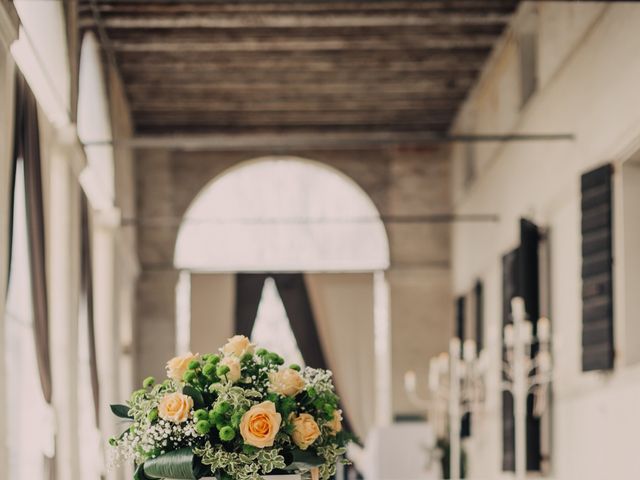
[
  {"xmin": 219, "ymin": 426, "xmax": 236, "ymax": 442},
  {"xmin": 240, "ymin": 352, "xmax": 254, "ymax": 363},
  {"xmin": 307, "ymin": 387, "xmax": 317, "ymax": 398},
  {"xmin": 183, "ymin": 370, "xmax": 197, "ymax": 384},
  {"xmin": 202, "ymin": 363, "xmax": 217, "ymax": 378},
  {"xmin": 194, "ymin": 409, "xmax": 209, "ymax": 422},
  {"xmin": 289, "ymin": 364, "xmax": 301, "ymax": 372},
  {"xmin": 195, "ymin": 420, "xmax": 211, "ymax": 435},
  {"xmin": 275, "ymin": 355, "xmax": 285, "ymax": 365},
  {"xmin": 256, "ymin": 348, "xmax": 268, "ymax": 357},
  {"xmin": 188, "ymin": 360, "xmax": 200, "ymax": 370},
  {"xmin": 214, "ymin": 401, "xmax": 231, "ymax": 415},
  {"xmin": 207, "ymin": 355, "xmax": 221, "ymax": 365},
  {"xmin": 216, "ymin": 365, "xmax": 230, "ymax": 377},
  {"xmin": 143, "ymin": 376, "xmax": 156, "ymax": 388},
  {"xmin": 147, "ymin": 409, "xmax": 159, "ymax": 422},
  {"xmin": 108, "ymin": 437, "xmax": 117, "ymax": 446}
]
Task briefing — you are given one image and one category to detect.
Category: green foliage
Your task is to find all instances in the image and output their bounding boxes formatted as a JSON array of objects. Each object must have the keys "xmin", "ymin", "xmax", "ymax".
[
  {"xmin": 110, "ymin": 342, "xmax": 351, "ymax": 480},
  {"xmin": 111, "ymin": 404, "xmax": 133, "ymax": 419},
  {"xmin": 143, "ymin": 376, "xmax": 156, "ymax": 388}
]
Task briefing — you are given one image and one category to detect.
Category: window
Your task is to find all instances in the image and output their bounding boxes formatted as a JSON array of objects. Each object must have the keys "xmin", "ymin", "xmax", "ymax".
[
  {"xmin": 4, "ymin": 161, "xmax": 51, "ymax": 480},
  {"xmin": 251, "ymin": 277, "xmax": 304, "ymax": 367}
]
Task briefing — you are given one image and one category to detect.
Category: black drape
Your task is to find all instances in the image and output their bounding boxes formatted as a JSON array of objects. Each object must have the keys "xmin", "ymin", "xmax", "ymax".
[
  {"xmin": 234, "ymin": 272, "xmax": 353, "ymax": 433},
  {"xmin": 234, "ymin": 273, "xmax": 269, "ymax": 337},
  {"xmin": 81, "ymin": 193, "xmax": 100, "ymax": 424},
  {"xmin": 272, "ymin": 273, "xmax": 328, "ymax": 370}
]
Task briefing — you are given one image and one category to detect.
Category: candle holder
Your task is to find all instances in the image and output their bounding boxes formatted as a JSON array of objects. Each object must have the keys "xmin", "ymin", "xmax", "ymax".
[
  {"xmin": 404, "ymin": 338, "xmax": 486, "ymax": 480},
  {"xmin": 502, "ymin": 297, "xmax": 552, "ymax": 480}
]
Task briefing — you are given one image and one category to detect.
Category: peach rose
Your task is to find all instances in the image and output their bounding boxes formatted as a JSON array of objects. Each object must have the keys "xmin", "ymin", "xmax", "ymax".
[
  {"xmin": 291, "ymin": 413, "xmax": 321, "ymax": 450},
  {"xmin": 158, "ymin": 392, "xmax": 193, "ymax": 423},
  {"xmin": 166, "ymin": 352, "xmax": 198, "ymax": 382},
  {"xmin": 327, "ymin": 409, "xmax": 343, "ymax": 435},
  {"xmin": 219, "ymin": 355, "xmax": 242, "ymax": 383},
  {"xmin": 222, "ymin": 335, "xmax": 254, "ymax": 358},
  {"xmin": 269, "ymin": 368, "xmax": 305, "ymax": 397},
  {"xmin": 239, "ymin": 401, "xmax": 282, "ymax": 448}
]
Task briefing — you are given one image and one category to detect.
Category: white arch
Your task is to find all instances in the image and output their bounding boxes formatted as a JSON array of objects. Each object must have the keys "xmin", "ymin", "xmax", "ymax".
[{"xmin": 174, "ymin": 156, "xmax": 390, "ymax": 272}]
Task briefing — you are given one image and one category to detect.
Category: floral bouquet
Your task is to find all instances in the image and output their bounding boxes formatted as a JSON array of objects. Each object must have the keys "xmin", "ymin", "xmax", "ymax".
[{"xmin": 109, "ymin": 335, "xmax": 352, "ymax": 480}]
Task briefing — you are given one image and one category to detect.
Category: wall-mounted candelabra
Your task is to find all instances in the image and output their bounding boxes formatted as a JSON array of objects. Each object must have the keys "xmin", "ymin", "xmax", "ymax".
[
  {"xmin": 502, "ymin": 297, "xmax": 552, "ymax": 480},
  {"xmin": 404, "ymin": 338, "xmax": 485, "ymax": 480}
]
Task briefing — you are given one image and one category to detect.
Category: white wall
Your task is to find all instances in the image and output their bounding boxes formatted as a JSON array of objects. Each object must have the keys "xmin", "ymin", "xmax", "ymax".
[{"xmin": 451, "ymin": 4, "xmax": 640, "ymax": 479}]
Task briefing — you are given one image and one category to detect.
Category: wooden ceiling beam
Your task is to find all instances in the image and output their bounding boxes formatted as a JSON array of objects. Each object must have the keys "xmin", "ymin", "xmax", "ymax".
[
  {"xmin": 79, "ymin": 12, "xmax": 511, "ymax": 29},
  {"xmin": 124, "ymin": 83, "xmax": 472, "ymax": 98},
  {"xmin": 113, "ymin": 48, "xmax": 491, "ymax": 65},
  {"xmin": 134, "ymin": 114, "xmax": 454, "ymax": 126},
  {"xmin": 128, "ymin": 101, "xmax": 459, "ymax": 111},
  {"xmin": 79, "ymin": 1, "xmax": 519, "ymax": 16},
  {"xmin": 109, "ymin": 36, "xmax": 499, "ymax": 52},
  {"xmin": 119, "ymin": 69, "xmax": 479, "ymax": 85},
  {"xmin": 132, "ymin": 124, "xmax": 452, "ymax": 136}
]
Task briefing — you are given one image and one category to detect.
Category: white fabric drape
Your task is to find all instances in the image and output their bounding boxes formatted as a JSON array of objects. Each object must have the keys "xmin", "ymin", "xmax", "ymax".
[
  {"xmin": 0, "ymin": 24, "xmax": 16, "ymax": 480},
  {"xmin": 305, "ymin": 273, "xmax": 375, "ymax": 440},
  {"xmin": 190, "ymin": 273, "xmax": 235, "ymax": 355}
]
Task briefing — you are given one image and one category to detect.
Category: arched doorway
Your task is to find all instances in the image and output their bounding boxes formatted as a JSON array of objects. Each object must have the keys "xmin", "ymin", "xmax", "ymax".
[{"xmin": 174, "ymin": 156, "xmax": 391, "ymax": 439}]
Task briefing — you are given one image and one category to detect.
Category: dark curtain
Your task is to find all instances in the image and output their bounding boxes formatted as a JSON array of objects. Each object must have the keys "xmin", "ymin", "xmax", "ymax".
[
  {"xmin": 233, "ymin": 272, "xmax": 353, "ymax": 433},
  {"xmin": 81, "ymin": 193, "xmax": 100, "ymax": 424},
  {"xmin": 13, "ymin": 72, "xmax": 52, "ymax": 404},
  {"xmin": 272, "ymin": 273, "xmax": 328, "ymax": 370},
  {"xmin": 234, "ymin": 273, "xmax": 269, "ymax": 337},
  {"xmin": 13, "ymin": 72, "xmax": 55, "ymax": 479}
]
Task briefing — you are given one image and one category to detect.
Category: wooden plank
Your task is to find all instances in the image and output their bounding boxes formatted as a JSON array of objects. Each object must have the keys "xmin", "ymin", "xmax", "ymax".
[
  {"xmin": 108, "ymin": 35, "xmax": 500, "ymax": 52},
  {"xmin": 80, "ymin": 12, "xmax": 511, "ymax": 29},
  {"xmin": 80, "ymin": 1, "xmax": 520, "ymax": 16}
]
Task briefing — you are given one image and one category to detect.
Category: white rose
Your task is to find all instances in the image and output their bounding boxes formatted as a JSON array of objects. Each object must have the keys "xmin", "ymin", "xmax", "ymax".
[
  {"xmin": 165, "ymin": 352, "xmax": 198, "ymax": 382},
  {"xmin": 222, "ymin": 335, "xmax": 255, "ymax": 358},
  {"xmin": 269, "ymin": 368, "xmax": 305, "ymax": 397}
]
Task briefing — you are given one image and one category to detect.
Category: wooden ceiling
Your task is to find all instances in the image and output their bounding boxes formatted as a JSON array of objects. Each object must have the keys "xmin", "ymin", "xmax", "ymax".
[{"xmin": 79, "ymin": 1, "xmax": 519, "ymax": 139}]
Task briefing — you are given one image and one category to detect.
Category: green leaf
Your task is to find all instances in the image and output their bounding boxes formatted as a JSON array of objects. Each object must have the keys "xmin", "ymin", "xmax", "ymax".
[
  {"xmin": 143, "ymin": 448, "xmax": 203, "ymax": 480},
  {"xmin": 134, "ymin": 464, "xmax": 153, "ymax": 480},
  {"xmin": 110, "ymin": 404, "xmax": 133, "ymax": 419},
  {"xmin": 183, "ymin": 385, "xmax": 205, "ymax": 409}
]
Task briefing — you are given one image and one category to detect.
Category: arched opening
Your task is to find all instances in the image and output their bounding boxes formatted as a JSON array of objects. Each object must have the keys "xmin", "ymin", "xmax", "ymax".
[
  {"xmin": 174, "ymin": 156, "xmax": 391, "ymax": 439},
  {"xmin": 175, "ymin": 156, "xmax": 389, "ymax": 272}
]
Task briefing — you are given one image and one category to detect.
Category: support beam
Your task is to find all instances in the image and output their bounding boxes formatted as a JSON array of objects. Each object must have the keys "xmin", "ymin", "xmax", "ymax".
[{"xmin": 84, "ymin": 131, "xmax": 574, "ymax": 151}]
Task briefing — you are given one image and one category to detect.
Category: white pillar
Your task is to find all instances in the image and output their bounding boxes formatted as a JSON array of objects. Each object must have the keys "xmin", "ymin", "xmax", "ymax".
[
  {"xmin": 373, "ymin": 270, "xmax": 392, "ymax": 426},
  {"xmin": 93, "ymin": 209, "xmax": 122, "ymax": 480},
  {"xmin": 49, "ymin": 142, "xmax": 81, "ymax": 480},
  {"xmin": 449, "ymin": 339, "xmax": 461, "ymax": 480}
]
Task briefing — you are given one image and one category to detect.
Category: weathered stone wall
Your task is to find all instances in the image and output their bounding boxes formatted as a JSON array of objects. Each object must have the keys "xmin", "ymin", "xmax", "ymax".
[{"xmin": 134, "ymin": 146, "xmax": 452, "ymax": 415}]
